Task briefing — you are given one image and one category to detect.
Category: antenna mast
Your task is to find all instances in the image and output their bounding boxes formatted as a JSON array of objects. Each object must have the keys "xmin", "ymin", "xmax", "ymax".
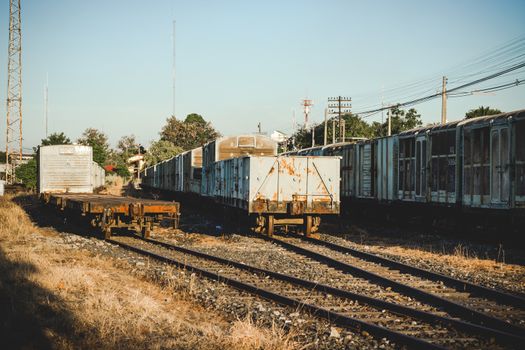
[
  {"xmin": 5, "ymin": 0, "xmax": 23, "ymax": 184},
  {"xmin": 44, "ymin": 73, "xmax": 48, "ymax": 137},
  {"xmin": 172, "ymin": 20, "xmax": 176, "ymax": 117}
]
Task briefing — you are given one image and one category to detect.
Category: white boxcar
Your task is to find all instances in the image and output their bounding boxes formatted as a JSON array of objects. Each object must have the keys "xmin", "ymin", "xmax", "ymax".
[
  {"xmin": 91, "ymin": 162, "xmax": 106, "ymax": 189},
  {"xmin": 38, "ymin": 145, "xmax": 97, "ymax": 194},
  {"xmin": 212, "ymin": 155, "xmax": 340, "ymax": 235},
  {"xmin": 214, "ymin": 155, "xmax": 340, "ymax": 212}
]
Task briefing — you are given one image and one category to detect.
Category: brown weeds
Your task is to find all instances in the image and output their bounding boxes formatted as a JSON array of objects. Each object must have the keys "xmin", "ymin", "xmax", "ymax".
[{"xmin": 0, "ymin": 196, "xmax": 295, "ymax": 349}]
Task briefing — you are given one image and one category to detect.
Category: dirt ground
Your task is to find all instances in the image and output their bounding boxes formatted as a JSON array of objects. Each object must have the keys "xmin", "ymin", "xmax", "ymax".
[{"xmin": 0, "ymin": 196, "xmax": 294, "ymax": 350}]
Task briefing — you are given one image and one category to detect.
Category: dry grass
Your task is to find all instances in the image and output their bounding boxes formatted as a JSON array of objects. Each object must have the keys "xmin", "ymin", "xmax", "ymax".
[
  {"xmin": 0, "ymin": 196, "xmax": 295, "ymax": 350},
  {"xmin": 99, "ymin": 174, "xmax": 125, "ymax": 196},
  {"xmin": 349, "ymin": 231, "xmax": 525, "ymax": 292}
]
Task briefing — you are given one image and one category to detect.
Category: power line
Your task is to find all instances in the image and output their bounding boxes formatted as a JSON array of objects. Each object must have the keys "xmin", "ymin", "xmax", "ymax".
[
  {"xmin": 351, "ymin": 36, "xmax": 525, "ymax": 110},
  {"xmin": 354, "ymin": 61, "xmax": 525, "ymax": 117}
]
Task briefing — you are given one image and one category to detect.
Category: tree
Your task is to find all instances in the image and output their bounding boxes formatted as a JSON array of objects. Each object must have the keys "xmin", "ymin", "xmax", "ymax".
[
  {"xmin": 160, "ymin": 114, "xmax": 220, "ymax": 150},
  {"xmin": 77, "ymin": 128, "xmax": 110, "ymax": 166},
  {"xmin": 0, "ymin": 151, "xmax": 5, "ymax": 164},
  {"xmin": 465, "ymin": 106, "xmax": 502, "ymax": 119},
  {"xmin": 41, "ymin": 132, "xmax": 71, "ymax": 146},
  {"xmin": 116, "ymin": 134, "xmax": 139, "ymax": 157},
  {"xmin": 15, "ymin": 158, "xmax": 37, "ymax": 190},
  {"xmin": 32, "ymin": 132, "xmax": 72, "ymax": 153},
  {"xmin": 288, "ymin": 113, "xmax": 376, "ymax": 150},
  {"xmin": 184, "ymin": 113, "xmax": 206, "ymax": 125},
  {"xmin": 144, "ymin": 140, "xmax": 183, "ymax": 166},
  {"xmin": 372, "ymin": 107, "xmax": 423, "ymax": 137}
]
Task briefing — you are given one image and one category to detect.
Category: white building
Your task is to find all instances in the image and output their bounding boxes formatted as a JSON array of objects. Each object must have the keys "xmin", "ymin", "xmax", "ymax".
[{"xmin": 270, "ymin": 130, "xmax": 288, "ymax": 143}]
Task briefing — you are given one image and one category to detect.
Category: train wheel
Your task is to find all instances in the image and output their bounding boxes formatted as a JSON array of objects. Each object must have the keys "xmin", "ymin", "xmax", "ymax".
[
  {"xmin": 267, "ymin": 215, "xmax": 274, "ymax": 237},
  {"xmin": 304, "ymin": 215, "xmax": 312, "ymax": 237}
]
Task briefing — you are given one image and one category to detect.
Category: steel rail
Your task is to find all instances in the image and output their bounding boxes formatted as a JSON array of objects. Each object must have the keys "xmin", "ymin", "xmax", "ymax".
[
  {"xmin": 298, "ymin": 234, "xmax": 525, "ymax": 308},
  {"xmin": 141, "ymin": 237, "xmax": 524, "ymax": 347},
  {"xmin": 107, "ymin": 238, "xmax": 445, "ymax": 350},
  {"xmin": 266, "ymin": 235, "xmax": 525, "ymax": 338}
]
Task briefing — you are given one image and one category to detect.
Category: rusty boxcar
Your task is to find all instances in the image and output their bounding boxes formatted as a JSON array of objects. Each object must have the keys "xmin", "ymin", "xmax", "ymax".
[{"xmin": 211, "ymin": 155, "xmax": 340, "ymax": 235}]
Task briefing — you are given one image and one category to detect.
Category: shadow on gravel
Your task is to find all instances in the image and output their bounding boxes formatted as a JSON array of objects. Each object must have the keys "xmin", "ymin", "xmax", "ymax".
[
  {"xmin": 0, "ymin": 247, "xmax": 82, "ymax": 349},
  {"xmin": 13, "ymin": 195, "xmax": 104, "ymax": 239}
]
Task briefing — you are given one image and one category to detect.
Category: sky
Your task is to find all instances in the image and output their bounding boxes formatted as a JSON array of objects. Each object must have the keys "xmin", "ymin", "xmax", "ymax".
[{"xmin": 0, "ymin": 0, "xmax": 524, "ymax": 151}]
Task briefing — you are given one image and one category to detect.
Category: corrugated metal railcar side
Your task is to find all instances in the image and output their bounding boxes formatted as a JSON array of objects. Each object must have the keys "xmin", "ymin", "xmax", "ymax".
[
  {"xmin": 460, "ymin": 109, "xmax": 525, "ymax": 210},
  {"xmin": 183, "ymin": 147, "xmax": 202, "ymax": 194},
  {"xmin": 213, "ymin": 155, "xmax": 340, "ymax": 235},
  {"xmin": 201, "ymin": 135, "xmax": 278, "ymax": 196},
  {"xmin": 38, "ymin": 145, "xmax": 94, "ymax": 194},
  {"xmin": 375, "ymin": 136, "xmax": 398, "ymax": 202},
  {"xmin": 322, "ymin": 142, "xmax": 356, "ymax": 200}
]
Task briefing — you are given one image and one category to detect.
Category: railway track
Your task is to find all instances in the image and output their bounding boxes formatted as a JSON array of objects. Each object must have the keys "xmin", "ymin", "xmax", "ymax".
[
  {"xmin": 107, "ymin": 235, "xmax": 523, "ymax": 349},
  {"xmin": 265, "ymin": 234, "xmax": 525, "ymax": 338}
]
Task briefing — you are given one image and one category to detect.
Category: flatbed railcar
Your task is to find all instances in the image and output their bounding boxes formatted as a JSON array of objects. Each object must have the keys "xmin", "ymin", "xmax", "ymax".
[
  {"xmin": 42, "ymin": 193, "xmax": 180, "ymax": 239},
  {"xmin": 38, "ymin": 145, "xmax": 180, "ymax": 238}
]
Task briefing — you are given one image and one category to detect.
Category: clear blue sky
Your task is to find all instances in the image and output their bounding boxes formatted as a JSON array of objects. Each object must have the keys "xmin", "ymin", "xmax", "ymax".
[{"xmin": 0, "ymin": 0, "xmax": 524, "ymax": 151}]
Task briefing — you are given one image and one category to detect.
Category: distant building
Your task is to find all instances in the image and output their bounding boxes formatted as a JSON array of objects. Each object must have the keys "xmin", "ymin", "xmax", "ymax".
[
  {"xmin": 270, "ymin": 130, "xmax": 288, "ymax": 143},
  {"xmin": 127, "ymin": 154, "xmax": 145, "ymax": 179},
  {"xmin": 0, "ymin": 153, "xmax": 34, "ymax": 181},
  {"xmin": 0, "ymin": 164, "xmax": 6, "ymax": 181}
]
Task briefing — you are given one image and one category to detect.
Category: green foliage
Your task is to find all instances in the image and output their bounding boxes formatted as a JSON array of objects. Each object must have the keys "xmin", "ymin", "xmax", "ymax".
[
  {"xmin": 465, "ymin": 106, "xmax": 502, "ymax": 119},
  {"xmin": 41, "ymin": 132, "xmax": 71, "ymax": 146},
  {"xmin": 145, "ymin": 140, "xmax": 183, "ymax": 166},
  {"xmin": 116, "ymin": 134, "xmax": 139, "ymax": 158},
  {"xmin": 372, "ymin": 107, "xmax": 423, "ymax": 137},
  {"xmin": 15, "ymin": 158, "xmax": 37, "ymax": 190},
  {"xmin": 287, "ymin": 108, "xmax": 423, "ymax": 150},
  {"xmin": 77, "ymin": 128, "xmax": 110, "ymax": 166},
  {"xmin": 0, "ymin": 151, "xmax": 6, "ymax": 164},
  {"xmin": 184, "ymin": 113, "xmax": 206, "ymax": 125},
  {"xmin": 114, "ymin": 163, "xmax": 131, "ymax": 178},
  {"xmin": 160, "ymin": 114, "xmax": 220, "ymax": 150}
]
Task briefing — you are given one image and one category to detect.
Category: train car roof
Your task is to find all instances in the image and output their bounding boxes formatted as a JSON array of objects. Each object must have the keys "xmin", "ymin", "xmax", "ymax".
[{"xmin": 457, "ymin": 109, "xmax": 525, "ymax": 128}]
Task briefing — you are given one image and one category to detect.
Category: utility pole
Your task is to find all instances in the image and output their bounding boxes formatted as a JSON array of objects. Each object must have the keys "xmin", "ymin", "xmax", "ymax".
[
  {"xmin": 5, "ymin": 0, "xmax": 22, "ymax": 184},
  {"xmin": 387, "ymin": 108, "xmax": 392, "ymax": 136},
  {"xmin": 332, "ymin": 119, "xmax": 336, "ymax": 144},
  {"xmin": 441, "ymin": 76, "xmax": 447, "ymax": 125},
  {"xmin": 257, "ymin": 122, "xmax": 261, "ymax": 133},
  {"xmin": 311, "ymin": 124, "xmax": 315, "ymax": 147},
  {"xmin": 323, "ymin": 108, "xmax": 328, "ymax": 145},
  {"xmin": 327, "ymin": 96, "xmax": 351, "ymax": 143}
]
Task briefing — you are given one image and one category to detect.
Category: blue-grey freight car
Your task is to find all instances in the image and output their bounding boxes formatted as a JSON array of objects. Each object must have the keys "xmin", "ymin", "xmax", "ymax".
[{"xmin": 460, "ymin": 109, "xmax": 525, "ymax": 210}]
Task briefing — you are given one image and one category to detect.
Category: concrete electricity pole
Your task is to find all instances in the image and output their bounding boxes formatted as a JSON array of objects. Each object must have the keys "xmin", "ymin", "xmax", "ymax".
[
  {"xmin": 323, "ymin": 108, "xmax": 328, "ymax": 146},
  {"xmin": 327, "ymin": 96, "xmax": 351, "ymax": 143},
  {"xmin": 387, "ymin": 108, "xmax": 392, "ymax": 136},
  {"xmin": 5, "ymin": 0, "xmax": 23, "ymax": 184},
  {"xmin": 441, "ymin": 76, "xmax": 447, "ymax": 125}
]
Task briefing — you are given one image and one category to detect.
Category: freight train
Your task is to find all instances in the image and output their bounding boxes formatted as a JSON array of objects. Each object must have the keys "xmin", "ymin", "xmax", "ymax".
[
  {"xmin": 140, "ymin": 135, "xmax": 341, "ymax": 236},
  {"xmin": 296, "ymin": 109, "xmax": 525, "ymax": 230}
]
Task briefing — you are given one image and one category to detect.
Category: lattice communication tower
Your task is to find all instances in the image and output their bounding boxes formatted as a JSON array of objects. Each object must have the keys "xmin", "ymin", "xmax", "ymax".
[{"xmin": 5, "ymin": 0, "xmax": 23, "ymax": 184}]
